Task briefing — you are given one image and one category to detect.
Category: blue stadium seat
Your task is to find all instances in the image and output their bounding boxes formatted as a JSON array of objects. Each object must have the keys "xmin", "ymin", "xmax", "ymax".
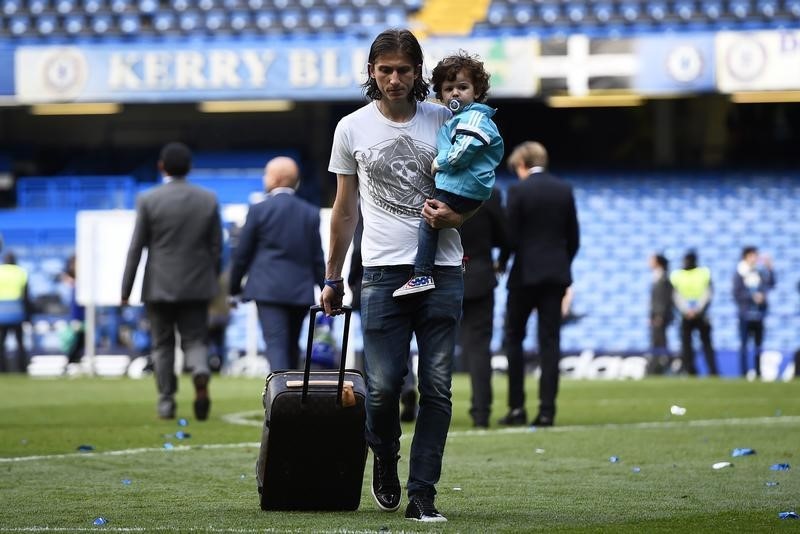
[
  {"xmin": 332, "ymin": 7, "xmax": 354, "ymax": 29},
  {"xmin": 153, "ymin": 10, "xmax": 176, "ymax": 31},
  {"xmin": 229, "ymin": 9, "xmax": 249, "ymax": 30},
  {"xmin": 729, "ymin": 0, "xmax": 752, "ymax": 19},
  {"xmin": 204, "ymin": 9, "xmax": 226, "ymax": 30},
  {"xmin": 384, "ymin": 6, "xmax": 406, "ymax": 26},
  {"xmin": 179, "ymin": 10, "xmax": 200, "ymax": 31},
  {"xmin": 90, "ymin": 13, "xmax": 112, "ymax": 33},
  {"xmin": 511, "ymin": 5, "xmax": 536, "ymax": 26},
  {"xmin": 254, "ymin": 10, "xmax": 276, "ymax": 30},
  {"xmin": 358, "ymin": 7, "xmax": 381, "ymax": 26},
  {"xmin": 306, "ymin": 7, "xmax": 327, "ymax": 29},
  {"xmin": 109, "ymin": 0, "xmax": 129, "ymax": 13},
  {"xmin": 619, "ymin": 1, "xmax": 641, "ymax": 23},
  {"xmin": 54, "ymin": 0, "xmax": 75, "ymax": 14},
  {"xmin": 33, "ymin": 12, "xmax": 56, "ymax": 34},
  {"xmin": 756, "ymin": 0, "xmax": 778, "ymax": 18},
  {"xmin": 540, "ymin": 3, "xmax": 561, "ymax": 25},
  {"xmin": 119, "ymin": 12, "xmax": 140, "ymax": 33},
  {"xmin": 2, "ymin": 0, "xmax": 20, "ymax": 15},
  {"xmin": 137, "ymin": 0, "xmax": 156, "ymax": 13},
  {"xmin": 280, "ymin": 8, "xmax": 302, "ymax": 30},
  {"xmin": 486, "ymin": 3, "xmax": 510, "ymax": 25},
  {"xmin": 28, "ymin": 0, "xmax": 47, "ymax": 14},
  {"xmin": 171, "ymin": 0, "xmax": 190, "ymax": 12},
  {"xmin": 83, "ymin": 0, "xmax": 102, "ymax": 13},
  {"xmin": 646, "ymin": 0, "xmax": 668, "ymax": 22},
  {"xmin": 7, "ymin": 14, "xmax": 29, "ymax": 34},
  {"xmin": 64, "ymin": 12, "xmax": 85, "ymax": 33},
  {"xmin": 591, "ymin": 1, "xmax": 614, "ymax": 23}
]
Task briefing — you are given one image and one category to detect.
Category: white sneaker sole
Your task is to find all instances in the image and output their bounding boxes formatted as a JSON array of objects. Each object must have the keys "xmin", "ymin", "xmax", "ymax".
[
  {"xmin": 407, "ymin": 516, "xmax": 447, "ymax": 523},
  {"xmin": 392, "ymin": 284, "xmax": 435, "ymax": 298}
]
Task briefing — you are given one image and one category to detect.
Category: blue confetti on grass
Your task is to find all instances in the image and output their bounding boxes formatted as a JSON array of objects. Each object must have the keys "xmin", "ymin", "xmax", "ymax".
[
  {"xmin": 732, "ymin": 448, "xmax": 755, "ymax": 457},
  {"xmin": 770, "ymin": 463, "xmax": 790, "ymax": 471},
  {"xmin": 77, "ymin": 445, "xmax": 95, "ymax": 452},
  {"xmin": 92, "ymin": 517, "xmax": 108, "ymax": 526},
  {"xmin": 778, "ymin": 512, "xmax": 799, "ymax": 520}
]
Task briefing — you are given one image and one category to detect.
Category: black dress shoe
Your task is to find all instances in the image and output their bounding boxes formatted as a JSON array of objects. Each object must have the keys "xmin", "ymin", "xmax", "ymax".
[
  {"xmin": 530, "ymin": 414, "xmax": 554, "ymax": 427},
  {"xmin": 193, "ymin": 374, "xmax": 211, "ymax": 421},
  {"xmin": 498, "ymin": 408, "xmax": 527, "ymax": 426}
]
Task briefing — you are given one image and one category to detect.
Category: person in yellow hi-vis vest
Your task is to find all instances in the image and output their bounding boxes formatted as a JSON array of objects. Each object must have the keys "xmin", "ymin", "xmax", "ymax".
[
  {"xmin": 670, "ymin": 250, "xmax": 718, "ymax": 376},
  {"xmin": 0, "ymin": 251, "xmax": 30, "ymax": 372}
]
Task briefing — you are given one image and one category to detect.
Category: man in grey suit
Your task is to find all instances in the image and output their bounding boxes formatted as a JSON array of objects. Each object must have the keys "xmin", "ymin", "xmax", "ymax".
[
  {"xmin": 498, "ymin": 141, "xmax": 579, "ymax": 428},
  {"xmin": 122, "ymin": 142, "xmax": 222, "ymax": 420},
  {"xmin": 229, "ymin": 156, "xmax": 325, "ymax": 372}
]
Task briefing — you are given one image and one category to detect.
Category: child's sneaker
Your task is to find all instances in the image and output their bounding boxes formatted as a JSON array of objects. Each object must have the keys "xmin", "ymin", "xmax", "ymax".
[{"xmin": 392, "ymin": 275, "xmax": 435, "ymax": 297}]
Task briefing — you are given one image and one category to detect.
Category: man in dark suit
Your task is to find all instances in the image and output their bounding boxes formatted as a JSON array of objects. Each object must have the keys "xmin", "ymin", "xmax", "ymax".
[
  {"xmin": 498, "ymin": 141, "xmax": 579, "ymax": 428},
  {"xmin": 229, "ymin": 156, "xmax": 325, "ymax": 372},
  {"xmin": 122, "ymin": 142, "xmax": 222, "ymax": 421},
  {"xmin": 649, "ymin": 253, "xmax": 674, "ymax": 373},
  {"xmin": 459, "ymin": 187, "xmax": 508, "ymax": 428}
]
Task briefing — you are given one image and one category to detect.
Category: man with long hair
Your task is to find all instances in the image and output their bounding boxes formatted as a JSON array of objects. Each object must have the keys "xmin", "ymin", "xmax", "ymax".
[{"xmin": 321, "ymin": 29, "xmax": 463, "ymax": 522}]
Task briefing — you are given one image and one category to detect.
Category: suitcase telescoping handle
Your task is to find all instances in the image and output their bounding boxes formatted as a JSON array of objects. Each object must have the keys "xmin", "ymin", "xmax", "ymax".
[{"xmin": 303, "ymin": 305, "xmax": 352, "ymax": 405}]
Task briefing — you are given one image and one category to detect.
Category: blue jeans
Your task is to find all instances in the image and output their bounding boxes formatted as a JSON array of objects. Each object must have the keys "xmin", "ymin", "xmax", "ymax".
[
  {"xmin": 415, "ymin": 189, "xmax": 482, "ymax": 276},
  {"xmin": 360, "ymin": 264, "xmax": 463, "ymax": 498}
]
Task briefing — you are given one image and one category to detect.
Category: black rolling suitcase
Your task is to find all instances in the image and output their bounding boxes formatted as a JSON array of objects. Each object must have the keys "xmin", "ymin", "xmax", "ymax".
[{"xmin": 256, "ymin": 305, "xmax": 368, "ymax": 511}]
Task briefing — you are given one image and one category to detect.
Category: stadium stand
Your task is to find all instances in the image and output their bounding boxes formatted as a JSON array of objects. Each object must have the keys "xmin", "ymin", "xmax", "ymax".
[
  {"xmin": 3, "ymin": 0, "xmax": 798, "ymax": 40},
  {"xmin": 496, "ymin": 172, "xmax": 800, "ymax": 363},
  {"xmin": 4, "ymin": 169, "xmax": 797, "ymax": 371}
]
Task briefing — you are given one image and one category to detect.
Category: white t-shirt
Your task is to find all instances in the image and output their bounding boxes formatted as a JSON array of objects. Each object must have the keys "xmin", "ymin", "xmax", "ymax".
[{"xmin": 329, "ymin": 100, "xmax": 463, "ymax": 267}]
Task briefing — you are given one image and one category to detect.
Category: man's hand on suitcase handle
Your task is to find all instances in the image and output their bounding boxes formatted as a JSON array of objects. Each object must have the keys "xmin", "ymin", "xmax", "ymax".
[{"xmin": 321, "ymin": 278, "xmax": 345, "ymax": 316}]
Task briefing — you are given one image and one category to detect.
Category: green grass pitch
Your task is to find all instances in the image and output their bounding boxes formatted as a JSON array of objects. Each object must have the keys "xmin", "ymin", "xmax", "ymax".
[{"xmin": 1, "ymin": 373, "xmax": 798, "ymax": 532}]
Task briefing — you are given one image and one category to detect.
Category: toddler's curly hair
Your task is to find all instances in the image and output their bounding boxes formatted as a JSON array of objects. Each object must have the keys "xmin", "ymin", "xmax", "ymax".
[{"xmin": 430, "ymin": 50, "xmax": 491, "ymax": 103}]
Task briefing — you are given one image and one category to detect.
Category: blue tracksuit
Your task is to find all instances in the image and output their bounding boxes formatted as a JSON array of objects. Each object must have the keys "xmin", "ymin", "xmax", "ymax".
[
  {"xmin": 413, "ymin": 102, "xmax": 504, "ymax": 277},
  {"xmin": 433, "ymin": 102, "xmax": 505, "ymax": 202}
]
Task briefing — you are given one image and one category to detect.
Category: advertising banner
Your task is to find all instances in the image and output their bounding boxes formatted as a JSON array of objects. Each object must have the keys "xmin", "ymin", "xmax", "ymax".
[
  {"xmin": 716, "ymin": 30, "xmax": 800, "ymax": 92},
  {"xmin": 13, "ymin": 37, "xmax": 538, "ymax": 103},
  {"xmin": 634, "ymin": 33, "xmax": 716, "ymax": 94}
]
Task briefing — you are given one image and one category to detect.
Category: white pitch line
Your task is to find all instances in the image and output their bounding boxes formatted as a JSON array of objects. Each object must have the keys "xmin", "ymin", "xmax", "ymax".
[
  {"xmin": 0, "ymin": 528, "xmax": 321, "ymax": 533},
  {"xmin": 0, "ymin": 442, "xmax": 260, "ymax": 464},
  {"xmin": 3, "ymin": 414, "xmax": 799, "ymax": 464}
]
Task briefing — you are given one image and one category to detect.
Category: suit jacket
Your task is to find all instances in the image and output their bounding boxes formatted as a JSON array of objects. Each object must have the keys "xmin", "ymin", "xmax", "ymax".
[
  {"xmin": 460, "ymin": 187, "xmax": 509, "ymax": 300},
  {"xmin": 651, "ymin": 271, "xmax": 674, "ymax": 324},
  {"xmin": 501, "ymin": 170, "xmax": 580, "ymax": 289},
  {"xmin": 122, "ymin": 179, "xmax": 222, "ymax": 302},
  {"xmin": 229, "ymin": 191, "xmax": 325, "ymax": 306}
]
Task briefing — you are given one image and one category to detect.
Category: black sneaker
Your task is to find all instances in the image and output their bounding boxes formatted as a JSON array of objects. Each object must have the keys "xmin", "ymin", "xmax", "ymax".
[
  {"xmin": 531, "ymin": 414, "xmax": 554, "ymax": 427},
  {"xmin": 497, "ymin": 407, "xmax": 527, "ymax": 426},
  {"xmin": 405, "ymin": 495, "xmax": 447, "ymax": 523},
  {"xmin": 371, "ymin": 454, "xmax": 401, "ymax": 512}
]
